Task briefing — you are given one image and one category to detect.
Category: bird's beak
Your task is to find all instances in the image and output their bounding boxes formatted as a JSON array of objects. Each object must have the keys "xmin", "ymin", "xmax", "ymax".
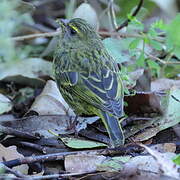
[
  {"xmin": 56, "ymin": 19, "xmax": 72, "ymax": 39},
  {"xmin": 60, "ymin": 19, "xmax": 70, "ymax": 26},
  {"xmin": 56, "ymin": 19, "xmax": 70, "ymax": 35}
]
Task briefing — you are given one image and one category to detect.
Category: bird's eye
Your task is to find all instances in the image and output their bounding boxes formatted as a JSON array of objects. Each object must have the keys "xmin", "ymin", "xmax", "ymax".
[
  {"xmin": 68, "ymin": 24, "xmax": 79, "ymax": 35},
  {"xmin": 69, "ymin": 27, "xmax": 77, "ymax": 35}
]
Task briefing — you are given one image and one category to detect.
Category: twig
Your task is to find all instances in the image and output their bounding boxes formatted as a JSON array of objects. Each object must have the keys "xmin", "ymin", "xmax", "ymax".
[
  {"xmin": 108, "ymin": 0, "xmax": 118, "ymax": 30},
  {"xmin": 115, "ymin": 0, "xmax": 144, "ymax": 31},
  {"xmin": 2, "ymin": 144, "xmax": 141, "ymax": 168},
  {"xmin": 0, "ymin": 125, "xmax": 39, "ymax": 140},
  {"xmin": 3, "ymin": 165, "xmax": 27, "ymax": 178},
  {"xmin": 12, "ymin": 31, "xmax": 60, "ymax": 41},
  {"xmin": 171, "ymin": 95, "xmax": 180, "ymax": 103},
  {"xmin": 19, "ymin": 141, "xmax": 46, "ymax": 154},
  {"xmin": 12, "ymin": 30, "xmax": 164, "ymax": 43},
  {"xmin": 145, "ymin": 51, "xmax": 180, "ymax": 65},
  {"xmin": 27, "ymin": 171, "xmax": 97, "ymax": 180}
]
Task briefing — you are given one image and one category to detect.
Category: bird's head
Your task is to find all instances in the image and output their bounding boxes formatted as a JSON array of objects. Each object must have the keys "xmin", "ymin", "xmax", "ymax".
[{"xmin": 58, "ymin": 18, "xmax": 101, "ymax": 49}]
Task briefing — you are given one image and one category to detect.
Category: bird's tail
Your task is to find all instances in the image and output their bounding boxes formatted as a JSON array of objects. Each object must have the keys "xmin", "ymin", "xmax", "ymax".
[{"xmin": 100, "ymin": 111, "xmax": 124, "ymax": 147}]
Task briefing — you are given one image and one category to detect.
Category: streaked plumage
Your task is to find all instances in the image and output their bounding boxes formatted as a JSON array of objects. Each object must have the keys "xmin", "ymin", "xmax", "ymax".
[{"xmin": 53, "ymin": 18, "xmax": 124, "ymax": 147}]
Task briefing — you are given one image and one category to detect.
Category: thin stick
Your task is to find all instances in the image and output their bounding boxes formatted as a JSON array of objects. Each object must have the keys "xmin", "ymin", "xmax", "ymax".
[
  {"xmin": 2, "ymin": 144, "xmax": 141, "ymax": 168},
  {"xmin": 0, "ymin": 125, "xmax": 39, "ymax": 140},
  {"xmin": 12, "ymin": 31, "xmax": 164, "ymax": 43},
  {"xmin": 12, "ymin": 31, "xmax": 60, "ymax": 41},
  {"xmin": 145, "ymin": 51, "xmax": 180, "ymax": 65},
  {"xmin": 3, "ymin": 165, "xmax": 26, "ymax": 178},
  {"xmin": 108, "ymin": 0, "xmax": 118, "ymax": 30},
  {"xmin": 27, "ymin": 171, "xmax": 97, "ymax": 180},
  {"xmin": 115, "ymin": 0, "xmax": 144, "ymax": 31}
]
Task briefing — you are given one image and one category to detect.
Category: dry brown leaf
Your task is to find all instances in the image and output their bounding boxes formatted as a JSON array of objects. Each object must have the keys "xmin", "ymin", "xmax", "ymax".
[
  {"xmin": 65, "ymin": 154, "xmax": 106, "ymax": 173},
  {"xmin": 29, "ymin": 80, "xmax": 75, "ymax": 116},
  {"xmin": 73, "ymin": 3, "xmax": 99, "ymax": 30},
  {"xmin": 151, "ymin": 78, "xmax": 180, "ymax": 91},
  {"xmin": 0, "ymin": 144, "xmax": 28, "ymax": 174},
  {"xmin": 0, "ymin": 94, "xmax": 12, "ymax": 114},
  {"xmin": 134, "ymin": 127, "xmax": 159, "ymax": 141},
  {"xmin": 140, "ymin": 144, "xmax": 179, "ymax": 179}
]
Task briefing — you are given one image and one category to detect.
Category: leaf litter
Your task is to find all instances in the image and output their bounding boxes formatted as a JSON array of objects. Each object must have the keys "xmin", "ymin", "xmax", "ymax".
[{"xmin": 0, "ymin": 0, "xmax": 180, "ymax": 179}]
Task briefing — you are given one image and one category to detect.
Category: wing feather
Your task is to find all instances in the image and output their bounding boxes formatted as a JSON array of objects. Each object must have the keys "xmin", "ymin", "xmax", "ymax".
[{"xmin": 54, "ymin": 52, "xmax": 123, "ymax": 117}]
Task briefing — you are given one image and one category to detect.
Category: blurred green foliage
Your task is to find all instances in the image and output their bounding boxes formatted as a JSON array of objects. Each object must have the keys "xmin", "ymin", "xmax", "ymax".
[
  {"xmin": 0, "ymin": 0, "xmax": 179, "ymax": 81},
  {"xmin": 116, "ymin": 0, "xmax": 155, "ymax": 20},
  {"xmin": 166, "ymin": 14, "xmax": 180, "ymax": 59},
  {"xmin": 173, "ymin": 154, "xmax": 180, "ymax": 165},
  {"xmin": 0, "ymin": 0, "xmax": 33, "ymax": 64},
  {"xmin": 106, "ymin": 12, "xmax": 180, "ymax": 79},
  {"xmin": 0, "ymin": 0, "xmax": 19, "ymax": 63}
]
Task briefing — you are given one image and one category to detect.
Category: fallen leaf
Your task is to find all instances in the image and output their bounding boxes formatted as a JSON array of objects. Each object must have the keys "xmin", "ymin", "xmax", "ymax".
[
  {"xmin": 60, "ymin": 137, "xmax": 107, "ymax": 149},
  {"xmin": 148, "ymin": 143, "xmax": 176, "ymax": 153},
  {"xmin": 0, "ymin": 58, "xmax": 52, "ymax": 88},
  {"xmin": 124, "ymin": 155, "xmax": 160, "ymax": 174},
  {"xmin": 28, "ymin": 80, "xmax": 75, "ymax": 116},
  {"xmin": 97, "ymin": 156, "xmax": 131, "ymax": 172},
  {"xmin": 65, "ymin": 154, "xmax": 106, "ymax": 173},
  {"xmin": 163, "ymin": 143, "xmax": 176, "ymax": 153},
  {"xmin": 73, "ymin": 3, "xmax": 99, "ymax": 30},
  {"xmin": 151, "ymin": 78, "xmax": 180, "ymax": 91},
  {"xmin": 134, "ymin": 127, "xmax": 159, "ymax": 141},
  {"xmin": 126, "ymin": 87, "xmax": 180, "ymax": 141},
  {"xmin": 76, "ymin": 116, "xmax": 99, "ymax": 132},
  {"xmin": 0, "ymin": 115, "xmax": 74, "ymax": 138},
  {"xmin": 0, "ymin": 144, "xmax": 28, "ymax": 174},
  {"xmin": 0, "ymin": 94, "xmax": 12, "ymax": 115},
  {"xmin": 158, "ymin": 87, "xmax": 180, "ymax": 130},
  {"xmin": 141, "ymin": 144, "xmax": 180, "ymax": 179}
]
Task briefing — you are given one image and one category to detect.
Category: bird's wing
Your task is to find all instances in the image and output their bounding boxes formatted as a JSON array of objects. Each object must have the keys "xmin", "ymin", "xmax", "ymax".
[
  {"xmin": 54, "ymin": 53, "xmax": 123, "ymax": 117},
  {"xmin": 81, "ymin": 68, "xmax": 124, "ymax": 117},
  {"xmin": 58, "ymin": 69, "xmax": 123, "ymax": 117},
  {"xmin": 58, "ymin": 71, "xmax": 78, "ymax": 86}
]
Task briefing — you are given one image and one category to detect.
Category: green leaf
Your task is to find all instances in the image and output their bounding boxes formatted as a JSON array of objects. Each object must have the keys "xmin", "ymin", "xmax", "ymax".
[
  {"xmin": 147, "ymin": 59, "xmax": 160, "ymax": 75},
  {"xmin": 173, "ymin": 154, "xmax": 180, "ymax": 165},
  {"xmin": 151, "ymin": 19, "xmax": 166, "ymax": 30},
  {"xmin": 158, "ymin": 87, "xmax": 180, "ymax": 130},
  {"xmin": 127, "ymin": 17, "xmax": 144, "ymax": 32},
  {"xmin": 60, "ymin": 137, "xmax": 107, "ymax": 149},
  {"xmin": 166, "ymin": 14, "xmax": 180, "ymax": 57},
  {"xmin": 129, "ymin": 39, "xmax": 141, "ymax": 49},
  {"xmin": 97, "ymin": 156, "xmax": 131, "ymax": 172},
  {"xmin": 103, "ymin": 38, "xmax": 133, "ymax": 63},
  {"xmin": 164, "ymin": 64, "xmax": 180, "ymax": 78},
  {"xmin": 136, "ymin": 52, "xmax": 145, "ymax": 67},
  {"xmin": 135, "ymin": 7, "xmax": 149, "ymax": 21},
  {"xmin": 116, "ymin": 0, "xmax": 155, "ymax": 19},
  {"xmin": 149, "ymin": 40, "xmax": 163, "ymax": 50},
  {"xmin": 173, "ymin": 46, "xmax": 180, "ymax": 59}
]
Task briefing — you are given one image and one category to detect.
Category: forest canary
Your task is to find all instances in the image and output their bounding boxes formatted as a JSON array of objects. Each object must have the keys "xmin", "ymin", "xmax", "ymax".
[{"xmin": 53, "ymin": 18, "xmax": 124, "ymax": 147}]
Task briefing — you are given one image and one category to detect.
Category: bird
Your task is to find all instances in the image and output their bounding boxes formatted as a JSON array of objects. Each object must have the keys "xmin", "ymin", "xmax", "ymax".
[{"xmin": 53, "ymin": 18, "xmax": 124, "ymax": 147}]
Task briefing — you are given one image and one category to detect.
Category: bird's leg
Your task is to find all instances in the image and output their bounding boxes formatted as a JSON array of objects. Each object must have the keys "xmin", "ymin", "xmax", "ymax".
[
  {"xmin": 66, "ymin": 115, "xmax": 79, "ymax": 137},
  {"xmin": 74, "ymin": 115, "xmax": 79, "ymax": 138}
]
